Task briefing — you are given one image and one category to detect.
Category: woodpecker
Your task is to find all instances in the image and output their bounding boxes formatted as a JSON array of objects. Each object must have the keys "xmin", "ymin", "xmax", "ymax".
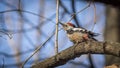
[{"xmin": 59, "ymin": 22, "xmax": 99, "ymax": 43}]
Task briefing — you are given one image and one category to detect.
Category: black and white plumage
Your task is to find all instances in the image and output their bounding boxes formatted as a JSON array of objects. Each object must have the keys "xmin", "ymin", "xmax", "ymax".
[{"xmin": 60, "ymin": 22, "xmax": 99, "ymax": 43}]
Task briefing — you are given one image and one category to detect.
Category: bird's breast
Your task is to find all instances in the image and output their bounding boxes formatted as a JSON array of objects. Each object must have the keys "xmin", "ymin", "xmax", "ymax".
[{"xmin": 67, "ymin": 32, "xmax": 83, "ymax": 42}]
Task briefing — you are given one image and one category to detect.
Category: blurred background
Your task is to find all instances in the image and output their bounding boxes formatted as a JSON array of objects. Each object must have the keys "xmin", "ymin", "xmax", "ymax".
[{"xmin": 0, "ymin": 0, "xmax": 119, "ymax": 68}]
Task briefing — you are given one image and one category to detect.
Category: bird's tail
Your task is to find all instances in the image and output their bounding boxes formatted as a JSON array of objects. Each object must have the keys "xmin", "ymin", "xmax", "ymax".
[
  {"xmin": 91, "ymin": 37, "xmax": 98, "ymax": 41},
  {"xmin": 89, "ymin": 31, "xmax": 100, "ymax": 41},
  {"xmin": 89, "ymin": 31, "xmax": 100, "ymax": 37},
  {"xmin": 92, "ymin": 33, "xmax": 100, "ymax": 36}
]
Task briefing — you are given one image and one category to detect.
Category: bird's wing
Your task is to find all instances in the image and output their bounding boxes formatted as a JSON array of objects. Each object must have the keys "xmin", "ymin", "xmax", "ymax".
[
  {"xmin": 73, "ymin": 28, "xmax": 87, "ymax": 33},
  {"xmin": 73, "ymin": 28, "xmax": 100, "ymax": 36}
]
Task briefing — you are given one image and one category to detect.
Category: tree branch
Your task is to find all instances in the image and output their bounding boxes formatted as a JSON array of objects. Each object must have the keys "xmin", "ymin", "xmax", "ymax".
[
  {"xmin": 55, "ymin": 0, "xmax": 59, "ymax": 54},
  {"xmin": 31, "ymin": 40, "xmax": 120, "ymax": 68},
  {"xmin": 71, "ymin": 0, "xmax": 80, "ymax": 27}
]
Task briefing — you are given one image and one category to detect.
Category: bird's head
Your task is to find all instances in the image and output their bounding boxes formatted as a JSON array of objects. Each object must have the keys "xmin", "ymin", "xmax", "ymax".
[{"xmin": 59, "ymin": 22, "xmax": 75, "ymax": 30}]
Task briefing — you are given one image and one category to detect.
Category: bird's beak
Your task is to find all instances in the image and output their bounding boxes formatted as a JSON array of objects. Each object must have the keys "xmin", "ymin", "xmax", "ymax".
[{"xmin": 59, "ymin": 22, "xmax": 65, "ymax": 26}]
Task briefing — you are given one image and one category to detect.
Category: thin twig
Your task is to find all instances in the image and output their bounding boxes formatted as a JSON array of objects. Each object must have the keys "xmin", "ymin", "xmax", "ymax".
[
  {"xmin": 55, "ymin": 0, "xmax": 59, "ymax": 54},
  {"xmin": 68, "ymin": 1, "xmax": 92, "ymax": 23},
  {"xmin": 16, "ymin": 1, "xmax": 24, "ymax": 67},
  {"xmin": 21, "ymin": 28, "xmax": 55, "ymax": 68},
  {"xmin": 88, "ymin": 54, "xmax": 95, "ymax": 68},
  {"xmin": 21, "ymin": 27, "xmax": 63, "ymax": 68},
  {"xmin": 0, "ymin": 9, "xmax": 18, "ymax": 13},
  {"xmin": 18, "ymin": 0, "xmax": 21, "ymax": 9},
  {"xmin": 0, "ymin": 9, "xmax": 54, "ymax": 23},
  {"xmin": 1, "ymin": 0, "xmax": 16, "ymax": 9},
  {"xmin": 93, "ymin": 2, "xmax": 96, "ymax": 24},
  {"xmin": 91, "ymin": 2, "xmax": 96, "ymax": 31},
  {"xmin": 2, "ymin": 57, "xmax": 5, "ymax": 68},
  {"xmin": 71, "ymin": 0, "xmax": 80, "ymax": 27},
  {"xmin": 59, "ymin": 0, "xmax": 70, "ymax": 14},
  {"xmin": 0, "ymin": 30, "xmax": 12, "ymax": 39},
  {"xmin": 88, "ymin": 2, "xmax": 96, "ymax": 68}
]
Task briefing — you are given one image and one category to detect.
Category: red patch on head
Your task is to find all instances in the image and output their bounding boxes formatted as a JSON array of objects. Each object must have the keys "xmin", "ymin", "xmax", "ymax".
[{"xmin": 67, "ymin": 22, "xmax": 75, "ymax": 27}]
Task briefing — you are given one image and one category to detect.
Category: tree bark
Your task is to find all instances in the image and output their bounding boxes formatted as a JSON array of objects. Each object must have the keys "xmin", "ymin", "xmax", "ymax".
[
  {"xmin": 105, "ymin": 5, "xmax": 120, "ymax": 65},
  {"xmin": 31, "ymin": 40, "xmax": 120, "ymax": 68}
]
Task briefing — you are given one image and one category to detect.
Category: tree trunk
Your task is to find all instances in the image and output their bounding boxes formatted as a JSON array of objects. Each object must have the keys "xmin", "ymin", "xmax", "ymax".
[{"xmin": 105, "ymin": 6, "xmax": 120, "ymax": 65}]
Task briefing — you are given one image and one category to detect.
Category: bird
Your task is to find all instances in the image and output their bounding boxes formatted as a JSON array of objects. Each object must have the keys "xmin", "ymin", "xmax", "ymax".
[{"xmin": 59, "ymin": 22, "xmax": 99, "ymax": 43}]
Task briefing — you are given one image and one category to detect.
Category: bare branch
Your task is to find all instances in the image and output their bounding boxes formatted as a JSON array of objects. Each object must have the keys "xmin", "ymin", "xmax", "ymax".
[
  {"xmin": 0, "ymin": 9, "xmax": 54, "ymax": 23},
  {"xmin": 2, "ymin": 57, "xmax": 5, "ymax": 68},
  {"xmin": 59, "ymin": 0, "xmax": 70, "ymax": 14},
  {"xmin": 91, "ymin": 2, "xmax": 97, "ymax": 31},
  {"xmin": 71, "ymin": 0, "xmax": 80, "ymax": 27},
  {"xmin": 55, "ymin": 0, "xmax": 59, "ymax": 54},
  {"xmin": 32, "ymin": 40, "xmax": 120, "ymax": 68},
  {"xmin": 88, "ymin": 54, "xmax": 95, "ymax": 68},
  {"xmin": 21, "ymin": 29, "xmax": 55, "ymax": 68},
  {"xmin": 18, "ymin": 0, "xmax": 21, "ymax": 9},
  {"xmin": 68, "ymin": 1, "xmax": 91, "ymax": 23}
]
